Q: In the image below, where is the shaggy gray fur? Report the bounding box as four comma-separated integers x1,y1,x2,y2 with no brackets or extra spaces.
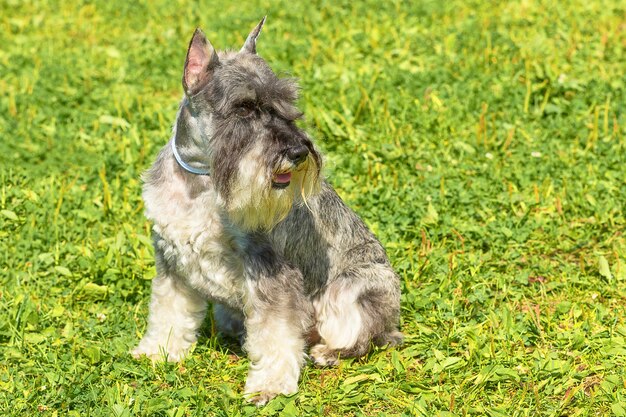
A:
132,19,402,405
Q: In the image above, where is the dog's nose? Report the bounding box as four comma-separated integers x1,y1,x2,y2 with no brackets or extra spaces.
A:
287,145,309,166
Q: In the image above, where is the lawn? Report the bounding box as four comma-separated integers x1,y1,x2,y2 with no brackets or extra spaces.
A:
1,0,625,415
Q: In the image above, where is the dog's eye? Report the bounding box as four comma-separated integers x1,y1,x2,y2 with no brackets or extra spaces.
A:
235,101,256,118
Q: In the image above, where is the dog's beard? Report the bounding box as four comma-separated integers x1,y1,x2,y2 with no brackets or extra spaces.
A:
225,145,321,231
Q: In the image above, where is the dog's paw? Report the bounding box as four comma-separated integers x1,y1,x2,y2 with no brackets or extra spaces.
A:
244,387,296,407
309,343,339,367
131,343,185,363
245,391,278,406
377,330,404,347
244,374,298,406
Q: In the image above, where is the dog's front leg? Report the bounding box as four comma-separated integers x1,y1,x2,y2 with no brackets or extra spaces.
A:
242,277,309,405
240,244,312,405
132,272,207,362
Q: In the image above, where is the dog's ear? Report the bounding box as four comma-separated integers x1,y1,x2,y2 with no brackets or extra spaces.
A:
240,16,266,54
183,28,219,96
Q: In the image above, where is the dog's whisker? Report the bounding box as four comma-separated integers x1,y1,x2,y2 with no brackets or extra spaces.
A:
299,161,314,215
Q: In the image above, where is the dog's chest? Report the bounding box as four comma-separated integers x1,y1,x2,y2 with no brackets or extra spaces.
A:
147,191,244,306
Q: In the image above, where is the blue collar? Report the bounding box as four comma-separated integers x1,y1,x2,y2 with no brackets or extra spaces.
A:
171,136,210,175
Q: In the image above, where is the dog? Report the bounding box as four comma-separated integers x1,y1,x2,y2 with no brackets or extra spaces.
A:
132,18,403,405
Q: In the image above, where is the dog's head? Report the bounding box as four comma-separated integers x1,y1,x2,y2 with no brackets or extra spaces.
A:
176,18,322,231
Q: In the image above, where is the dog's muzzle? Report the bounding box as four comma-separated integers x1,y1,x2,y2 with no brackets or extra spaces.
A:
272,145,310,189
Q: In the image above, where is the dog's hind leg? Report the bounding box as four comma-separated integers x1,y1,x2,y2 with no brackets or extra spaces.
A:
310,263,403,366
132,273,207,362
213,303,245,344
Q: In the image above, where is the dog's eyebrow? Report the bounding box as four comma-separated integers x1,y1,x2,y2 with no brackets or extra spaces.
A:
227,85,258,104
270,101,303,121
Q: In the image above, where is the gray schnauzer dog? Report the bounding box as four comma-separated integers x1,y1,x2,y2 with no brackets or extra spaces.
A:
132,18,402,405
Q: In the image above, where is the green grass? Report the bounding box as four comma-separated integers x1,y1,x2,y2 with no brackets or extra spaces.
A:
1,0,625,415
